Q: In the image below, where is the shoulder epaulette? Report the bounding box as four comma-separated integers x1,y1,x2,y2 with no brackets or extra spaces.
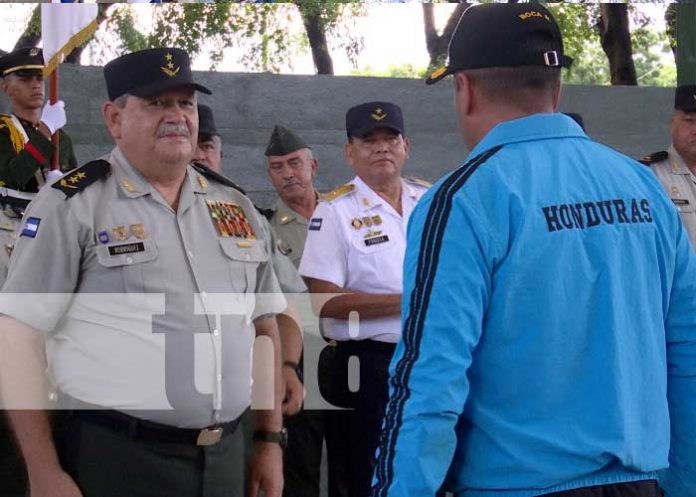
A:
192,162,247,195
638,151,668,166
406,176,432,188
52,159,110,198
320,183,355,203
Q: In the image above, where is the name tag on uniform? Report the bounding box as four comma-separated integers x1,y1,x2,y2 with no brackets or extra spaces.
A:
108,242,145,256
672,198,690,206
365,235,389,246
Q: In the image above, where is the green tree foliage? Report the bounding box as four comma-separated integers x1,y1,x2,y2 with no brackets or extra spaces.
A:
103,1,364,73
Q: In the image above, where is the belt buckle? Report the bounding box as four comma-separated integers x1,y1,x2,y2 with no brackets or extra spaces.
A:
196,426,223,446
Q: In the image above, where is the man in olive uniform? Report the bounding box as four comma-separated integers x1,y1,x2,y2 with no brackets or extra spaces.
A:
0,47,285,497
0,46,76,497
641,85,696,248
265,125,350,497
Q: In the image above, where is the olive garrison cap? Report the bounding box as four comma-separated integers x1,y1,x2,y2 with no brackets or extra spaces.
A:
345,101,404,138
265,125,310,157
197,104,218,137
426,3,573,85
0,47,44,77
103,47,211,101
675,85,696,112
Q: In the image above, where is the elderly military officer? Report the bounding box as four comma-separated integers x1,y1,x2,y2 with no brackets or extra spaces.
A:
641,85,696,248
265,125,350,497
0,47,77,281
299,102,429,497
0,48,286,497
373,4,695,497
193,103,224,173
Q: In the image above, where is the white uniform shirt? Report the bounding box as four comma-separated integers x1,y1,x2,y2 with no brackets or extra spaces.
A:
299,175,428,343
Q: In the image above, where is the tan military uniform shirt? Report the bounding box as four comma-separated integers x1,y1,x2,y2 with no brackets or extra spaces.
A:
649,145,696,248
0,147,284,428
268,197,310,269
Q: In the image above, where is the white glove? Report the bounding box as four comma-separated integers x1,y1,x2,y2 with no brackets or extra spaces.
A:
45,169,64,184
40,100,67,135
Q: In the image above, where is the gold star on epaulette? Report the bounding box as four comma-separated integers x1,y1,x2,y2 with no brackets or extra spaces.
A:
51,159,110,199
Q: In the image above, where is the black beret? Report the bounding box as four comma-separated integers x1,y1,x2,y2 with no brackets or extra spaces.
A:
103,47,211,101
675,85,696,112
345,101,404,139
426,3,573,85
198,104,218,137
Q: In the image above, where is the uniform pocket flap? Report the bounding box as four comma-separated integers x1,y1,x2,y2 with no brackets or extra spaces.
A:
219,238,268,263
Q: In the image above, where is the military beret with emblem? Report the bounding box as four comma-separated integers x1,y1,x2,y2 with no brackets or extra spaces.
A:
345,101,404,139
198,104,219,137
426,3,573,85
674,85,696,112
103,47,211,101
265,125,310,157
0,47,44,78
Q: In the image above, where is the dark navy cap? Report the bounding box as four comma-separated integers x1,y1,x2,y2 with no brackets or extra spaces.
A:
675,85,696,112
345,101,404,138
103,47,211,101
426,3,573,85
265,125,310,156
0,47,43,77
198,104,218,137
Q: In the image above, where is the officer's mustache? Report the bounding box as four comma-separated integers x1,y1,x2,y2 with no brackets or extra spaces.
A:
156,123,191,138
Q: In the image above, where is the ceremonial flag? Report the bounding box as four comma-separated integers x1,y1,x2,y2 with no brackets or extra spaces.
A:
41,2,99,75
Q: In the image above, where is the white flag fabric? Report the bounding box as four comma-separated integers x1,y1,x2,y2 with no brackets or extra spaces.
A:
41,3,99,75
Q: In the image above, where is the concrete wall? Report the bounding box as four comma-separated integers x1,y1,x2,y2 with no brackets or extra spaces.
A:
1,65,675,207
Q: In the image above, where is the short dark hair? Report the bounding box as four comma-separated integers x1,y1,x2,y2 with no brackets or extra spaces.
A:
461,66,560,111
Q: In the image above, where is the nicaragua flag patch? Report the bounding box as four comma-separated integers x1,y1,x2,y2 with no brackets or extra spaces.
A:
309,218,323,231
21,217,41,238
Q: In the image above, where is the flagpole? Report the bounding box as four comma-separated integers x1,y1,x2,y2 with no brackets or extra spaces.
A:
49,65,59,171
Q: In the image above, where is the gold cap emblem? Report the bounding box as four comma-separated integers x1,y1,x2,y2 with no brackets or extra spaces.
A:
161,53,180,78
371,108,387,122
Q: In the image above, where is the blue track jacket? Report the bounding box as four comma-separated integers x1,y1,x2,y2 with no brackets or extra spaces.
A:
372,113,696,497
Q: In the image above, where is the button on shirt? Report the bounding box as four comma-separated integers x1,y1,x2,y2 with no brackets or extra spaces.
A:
299,175,427,343
648,145,696,248
0,147,284,428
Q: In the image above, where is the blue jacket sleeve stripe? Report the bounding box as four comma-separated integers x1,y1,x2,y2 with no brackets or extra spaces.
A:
372,145,502,497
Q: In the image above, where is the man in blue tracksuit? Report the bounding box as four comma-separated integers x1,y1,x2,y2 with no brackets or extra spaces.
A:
372,4,696,497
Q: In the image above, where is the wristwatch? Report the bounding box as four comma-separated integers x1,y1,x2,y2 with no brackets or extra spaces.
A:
253,427,288,449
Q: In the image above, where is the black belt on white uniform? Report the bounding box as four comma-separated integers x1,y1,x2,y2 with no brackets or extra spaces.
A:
62,398,242,447
327,339,397,353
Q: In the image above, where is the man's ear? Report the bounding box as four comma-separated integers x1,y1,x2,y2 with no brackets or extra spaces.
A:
102,101,123,140
551,77,562,111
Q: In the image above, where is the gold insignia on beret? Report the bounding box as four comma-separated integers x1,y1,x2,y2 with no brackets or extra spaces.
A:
371,108,387,122
130,224,146,239
161,53,180,78
29,48,39,57
121,179,137,193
